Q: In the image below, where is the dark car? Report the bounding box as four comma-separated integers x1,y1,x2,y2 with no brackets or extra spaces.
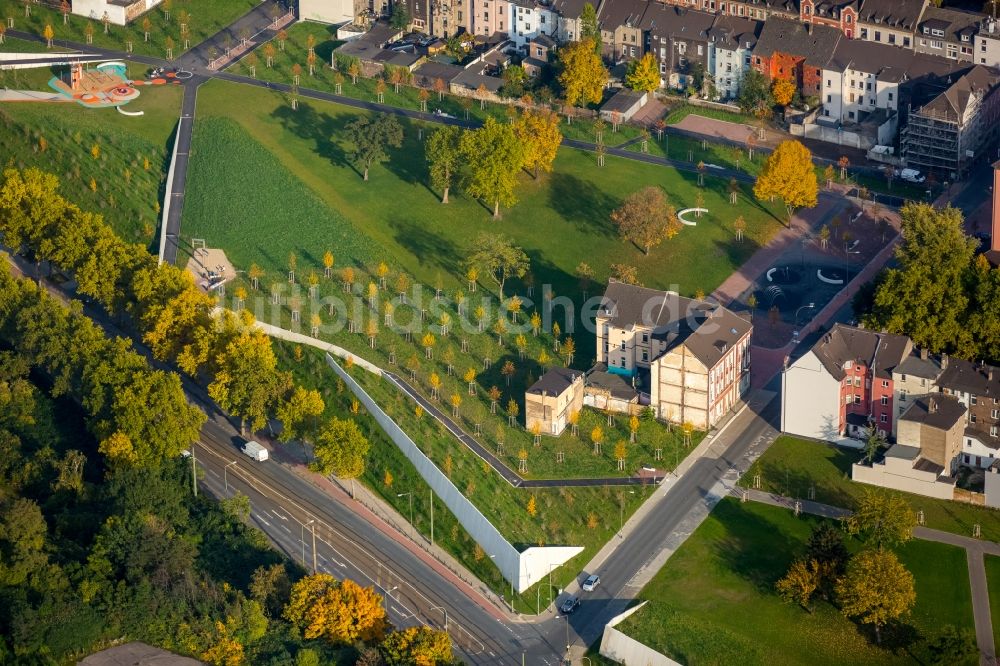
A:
559,596,580,614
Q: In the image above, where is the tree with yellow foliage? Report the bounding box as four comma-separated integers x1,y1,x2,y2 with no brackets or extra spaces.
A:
380,626,453,665
836,549,915,644
558,38,607,107
276,385,325,444
771,77,796,107
625,52,660,93
98,431,137,467
527,495,537,516
776,558,822,612
283,574,387,644
753,140,818,224
209,329,285,434
514,108,562,178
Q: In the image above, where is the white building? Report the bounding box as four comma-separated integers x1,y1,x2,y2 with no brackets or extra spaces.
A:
506,0,558,50
71,0,163,26
300,0,357,25
705,16,760,101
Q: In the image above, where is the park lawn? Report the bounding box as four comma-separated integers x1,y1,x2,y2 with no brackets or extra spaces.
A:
743,436,1000,541
1,34,61,52
664,103,756,127
0,84,181,244
185,78,786,301
615,498,976,665
0,0,258,59
986,555,1000,649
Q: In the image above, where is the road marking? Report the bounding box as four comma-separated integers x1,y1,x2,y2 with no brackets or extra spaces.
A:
271,509,288,520
281,524,291,534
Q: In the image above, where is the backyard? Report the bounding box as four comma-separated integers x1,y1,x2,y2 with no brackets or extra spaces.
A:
0,83,181,244
616,498,977,665
742,436,1000,541
0,0,259,59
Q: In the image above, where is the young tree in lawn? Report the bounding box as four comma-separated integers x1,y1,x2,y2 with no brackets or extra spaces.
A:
307,49,317,76
733,215,746,241
277,29,288,50
625,52,660,92
610,263,640,285
418,87,430,111
346,113,403,182
836,549,915,644
263,41,276,67
753,140,818,224
425,125,463,204
823,163,835,189
312,416,370,498
558,38,607,107
61,0,69,24
514,108,562,178
776,558,822,612
348,59,361,84
838,155,849,180
845,488,916,550
502,359,516,386
43,24,53,48
466,232,529,299
141,15,152,42
460,116,525,218
434,76,447,100
611,186,681,254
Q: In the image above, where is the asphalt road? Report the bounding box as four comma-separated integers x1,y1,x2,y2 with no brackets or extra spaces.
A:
160,77,202,266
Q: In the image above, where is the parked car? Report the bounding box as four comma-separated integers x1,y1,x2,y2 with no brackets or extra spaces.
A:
582,574,601,592
559,596,580,614
241,440,269,462
899,168,925,184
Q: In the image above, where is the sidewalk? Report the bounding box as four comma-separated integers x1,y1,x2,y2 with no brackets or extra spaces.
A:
740,487,999,665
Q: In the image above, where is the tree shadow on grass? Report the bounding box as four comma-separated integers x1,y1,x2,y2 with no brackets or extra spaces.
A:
270,101,358,178
386,217,462,277
547,172,618,239
712,498,808,593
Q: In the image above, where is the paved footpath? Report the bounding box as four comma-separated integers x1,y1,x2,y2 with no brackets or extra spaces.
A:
741,488,999,665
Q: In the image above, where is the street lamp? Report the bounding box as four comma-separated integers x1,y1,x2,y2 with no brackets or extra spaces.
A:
397,492,414,529
844,242,861,295
794,302,816,326
489,554,514,613
224,459,237,492
556,613,570,656
384,585,398,612
618,489,636,538
429,604,449,631
301,519,315,572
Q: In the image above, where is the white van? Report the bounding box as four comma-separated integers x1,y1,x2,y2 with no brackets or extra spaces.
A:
241,440,269,462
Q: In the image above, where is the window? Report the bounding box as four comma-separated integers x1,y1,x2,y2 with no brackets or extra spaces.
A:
984,42,989,52
931,28,944,37
619,341,625,350
888,91,894,101
845,14,851,23
620,356,625,366
904,36,910,47
875,30,881,42
881,413,888,423
826,94,832,102
900,390,907,401
697,44,703,55
854,395,861,405
881,396,888,405
968,439,974,448
845,395,853,405
889,34,896,45
962,34,970,42
861,28,868,39
882,380,889,388
931,40,943,49
642,351,648,362
641,333,648,343
853,376,861,387
993,425,999,437
827,79,832,88
973,395,979,405
972,413,978,424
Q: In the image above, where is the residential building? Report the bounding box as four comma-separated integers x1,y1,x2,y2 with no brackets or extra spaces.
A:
644,4,716,90
900,64,1000,178
507,0,558,49
799,0,859,38
552,0,592,42
938,357,1000,469
855,0,926,48
598,0,648,64
890,347,943,434
595,280,752,430
659,0,797,22
71,0,164,25
914,6,979,62
429,0,467,38
525,367,585,436
781,324,911,441
852,394,964,500
472,0,510,36
753,17,843,99
976,18,1000,67
706,15,762,100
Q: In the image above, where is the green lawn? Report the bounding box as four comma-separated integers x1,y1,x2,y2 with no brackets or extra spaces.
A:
743,436,1000,541
0,84,181,244
664,103,756,127
987,554,1000,651
1,34,61,52
0,0,258,59
0,58,150,92
616,498,976,665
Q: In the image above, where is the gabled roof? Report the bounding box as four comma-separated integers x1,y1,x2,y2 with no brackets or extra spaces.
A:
857,0,926,30
899,393,966,431
707,15,764,50
754,16,843,68
938,356,1000,398
598,0,649,32
642,5,716,40
918,6,981,42
597,280,752,369
527,367,583,397
895,350,944,380
828,38,917,81
917,65,1000,120
552,0,596,20
807,323,911,381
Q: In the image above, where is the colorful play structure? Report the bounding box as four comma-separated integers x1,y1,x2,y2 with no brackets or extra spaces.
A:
48,61,141,107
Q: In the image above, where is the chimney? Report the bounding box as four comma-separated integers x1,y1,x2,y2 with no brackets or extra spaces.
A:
941,353,949,369
929,397,937,413
920,347,928,360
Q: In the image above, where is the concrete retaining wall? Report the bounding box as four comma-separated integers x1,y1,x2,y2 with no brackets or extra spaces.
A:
324,352,581,592
599,602,679,665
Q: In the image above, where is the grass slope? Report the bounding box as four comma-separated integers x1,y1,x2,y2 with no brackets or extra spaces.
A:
0,85,182,243
617,498,976,665
744,436,1000,540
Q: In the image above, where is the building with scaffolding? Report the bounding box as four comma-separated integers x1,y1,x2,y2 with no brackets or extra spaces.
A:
900,65,1000,179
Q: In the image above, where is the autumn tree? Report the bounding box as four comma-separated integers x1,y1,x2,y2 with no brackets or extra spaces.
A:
514,108,562,178
346,113,404,181
558,38,607,107
844,489,916,550
284,574,387,644
836,549,916,644
771,77,796,107
276,385,325,445
625,52,660,92
312,417,370,496
776,558,822,612
465,232,529,299
753,140,818,223
380,626,453,665
611,186,681,254
426,125,463,204
209,329,285,434
460,116,525,218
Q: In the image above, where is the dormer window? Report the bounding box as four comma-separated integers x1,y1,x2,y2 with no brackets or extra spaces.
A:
962,34,970,42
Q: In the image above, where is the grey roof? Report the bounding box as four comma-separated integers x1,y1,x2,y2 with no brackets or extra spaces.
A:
707,15,763,50
413,61,465,85
452,69,504,92
598,0,649,32
938,357,1000,398
372,50,422,68
808,323,911,381
886,443,921,460
918,6,981,42
643,5,717,40
585,365,640,401
857,0,927,30
828,38,917,81
597,280,752,370
532,33,558,48
754,16,843,68
966,426,1000,450
80,642,202,666
918,65,1000,119
601,87,646,112
899,393,966,430
527,367,583,397
522,56,548,70
895,351,944,380
552,0,595,20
